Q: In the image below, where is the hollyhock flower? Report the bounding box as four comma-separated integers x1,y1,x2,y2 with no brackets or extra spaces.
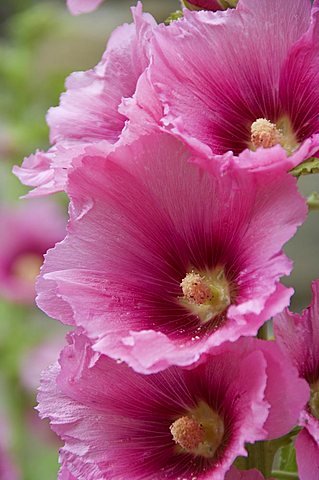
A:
13,3,156,197
37,332,308,480
148,0,319,172
274,280,319,480
67,0,104,15
36,132,306,373
0,200,65,304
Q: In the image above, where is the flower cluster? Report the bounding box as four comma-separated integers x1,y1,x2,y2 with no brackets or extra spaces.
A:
14,0,319,479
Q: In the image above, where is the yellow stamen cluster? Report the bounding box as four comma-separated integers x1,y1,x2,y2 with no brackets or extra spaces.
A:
181,272,212,305
170,416,205,452
180,267,231,324
170,401,224,458
250,118,283,149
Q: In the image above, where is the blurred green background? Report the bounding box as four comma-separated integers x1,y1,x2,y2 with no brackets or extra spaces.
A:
0,1,317,479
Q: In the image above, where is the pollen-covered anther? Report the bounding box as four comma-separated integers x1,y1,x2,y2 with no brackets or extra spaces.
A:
181,272,212,305
170,402,224,458
180,267,232,324
251,118,283,149
170,416,205,452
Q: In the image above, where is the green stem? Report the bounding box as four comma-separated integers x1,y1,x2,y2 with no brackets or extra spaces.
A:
257,321,269,341
271,471,299,479
246,442,272,476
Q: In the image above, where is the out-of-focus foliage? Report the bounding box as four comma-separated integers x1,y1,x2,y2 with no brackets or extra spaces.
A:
0,2,111,479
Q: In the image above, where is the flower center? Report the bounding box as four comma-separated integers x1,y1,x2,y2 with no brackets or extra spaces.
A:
170,401,224,458
310,381,319,420
250,118,282,149
250,117,298,154
11,253,42,283
180,266,231,324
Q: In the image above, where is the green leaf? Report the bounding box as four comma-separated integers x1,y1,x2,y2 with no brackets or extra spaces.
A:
165,10,183,25
290,157,319,177
279,442,298,473
271,472,299,479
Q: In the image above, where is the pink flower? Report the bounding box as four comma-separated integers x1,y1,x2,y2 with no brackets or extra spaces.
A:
58,463,77,480
0,200,66,304
67,0,104,15
13,3,156,197
295,429,319,480
148,0,319,172
36,132,306,373
274,280,319,480
37,332,308,480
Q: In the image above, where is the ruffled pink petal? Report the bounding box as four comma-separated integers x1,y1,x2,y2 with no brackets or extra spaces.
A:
38,333,273,480
274,280,319,386
119,69,164,144
14,3,156,197
254,340,309,439
59,451,105,480
212,338,309,440
295,429,319,480
67,0,104,15
274,281,319,441
36,132,306,372
12,150,56,198
59,465,76,480
48,5,155,145
280,5,319,143
12,145,84,198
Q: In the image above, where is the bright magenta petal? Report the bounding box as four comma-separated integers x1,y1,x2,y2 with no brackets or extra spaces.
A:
38,333,272,479
36,132,306,372
296,429,319,480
